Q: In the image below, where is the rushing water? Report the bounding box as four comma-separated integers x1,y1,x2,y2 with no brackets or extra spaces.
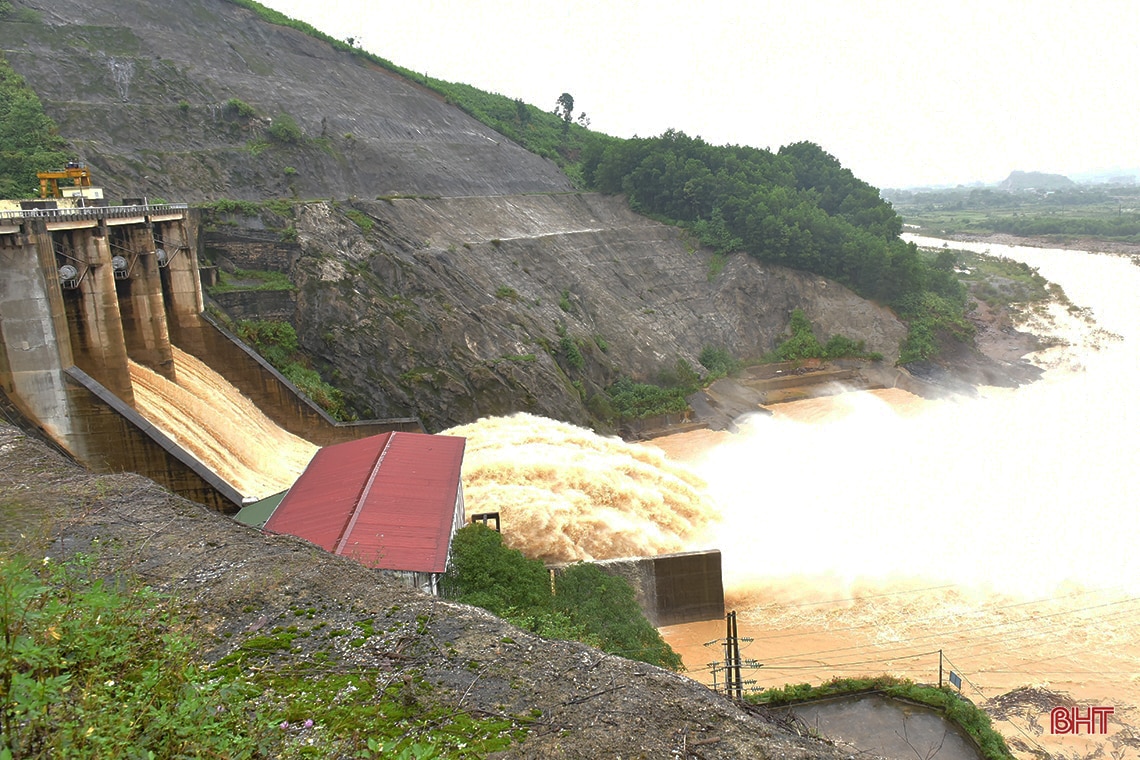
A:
452,236,1140,596
441,414,716,563
678,236,1140,598
129,347,318,500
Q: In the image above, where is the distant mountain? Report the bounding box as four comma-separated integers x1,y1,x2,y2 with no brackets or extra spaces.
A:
1069,168,1139,185
998,171,1076,192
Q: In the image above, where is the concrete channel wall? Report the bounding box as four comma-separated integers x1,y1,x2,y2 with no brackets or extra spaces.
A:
586,550,725,627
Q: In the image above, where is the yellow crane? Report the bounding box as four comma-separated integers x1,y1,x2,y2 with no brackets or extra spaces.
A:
37,161,93,198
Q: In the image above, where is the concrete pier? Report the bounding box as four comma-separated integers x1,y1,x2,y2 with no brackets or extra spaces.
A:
1,200,423,511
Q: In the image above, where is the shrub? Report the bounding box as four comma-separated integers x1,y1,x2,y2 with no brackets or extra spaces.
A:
224,97,256,118
559,335,584,370
773,309,877,361
553,564,683,670
495,285,519,301
442,526,682,670
606,376,690,420
267,112,303,143
775,309,825,361
233,319,350,420
698,346,738,376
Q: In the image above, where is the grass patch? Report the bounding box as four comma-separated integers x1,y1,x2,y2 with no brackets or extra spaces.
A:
752,675,1014,760
206,267,294,294
232,319,350,420
344,208,373,233
0,552,528,758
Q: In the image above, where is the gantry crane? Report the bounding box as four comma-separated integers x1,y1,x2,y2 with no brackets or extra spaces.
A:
37,161,93,198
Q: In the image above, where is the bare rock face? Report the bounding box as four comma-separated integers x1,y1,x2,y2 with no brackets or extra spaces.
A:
6,0,572,201
288,195,906,430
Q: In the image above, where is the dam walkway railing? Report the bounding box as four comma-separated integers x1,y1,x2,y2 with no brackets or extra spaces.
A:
0,203,189,222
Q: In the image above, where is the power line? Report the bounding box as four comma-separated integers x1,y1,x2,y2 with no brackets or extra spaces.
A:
941,652,1047,756
735,582,959,610
751,584,1135,644
758,595,1140,664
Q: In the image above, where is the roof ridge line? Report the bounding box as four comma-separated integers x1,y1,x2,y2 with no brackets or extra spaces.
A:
334,432,398,556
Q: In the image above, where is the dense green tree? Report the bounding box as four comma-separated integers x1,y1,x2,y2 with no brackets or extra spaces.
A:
0,53,71,198
555,92,574,124
553,563,683,670
440,524,551,616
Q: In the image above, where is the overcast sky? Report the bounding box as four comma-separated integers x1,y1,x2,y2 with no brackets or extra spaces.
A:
258,0,1139,189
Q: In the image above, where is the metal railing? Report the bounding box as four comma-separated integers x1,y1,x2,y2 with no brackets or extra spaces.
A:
0,203,189,223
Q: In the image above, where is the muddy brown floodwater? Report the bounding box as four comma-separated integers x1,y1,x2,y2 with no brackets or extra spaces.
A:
649,389,1140,760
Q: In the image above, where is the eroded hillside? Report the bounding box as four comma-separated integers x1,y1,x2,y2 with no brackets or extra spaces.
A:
2,0,571,200
282,194,905,429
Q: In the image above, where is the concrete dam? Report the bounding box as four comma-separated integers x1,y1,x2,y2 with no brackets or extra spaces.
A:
0,198,418,511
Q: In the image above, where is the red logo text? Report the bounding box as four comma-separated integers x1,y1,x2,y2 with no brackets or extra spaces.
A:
1050,706,1113,734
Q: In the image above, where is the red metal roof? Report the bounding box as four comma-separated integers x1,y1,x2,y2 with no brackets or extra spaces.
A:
263,432,466,574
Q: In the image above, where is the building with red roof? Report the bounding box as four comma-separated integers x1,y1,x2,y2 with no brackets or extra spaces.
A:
263,431,466,594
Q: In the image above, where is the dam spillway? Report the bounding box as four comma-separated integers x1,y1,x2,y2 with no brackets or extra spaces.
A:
0,200,419,510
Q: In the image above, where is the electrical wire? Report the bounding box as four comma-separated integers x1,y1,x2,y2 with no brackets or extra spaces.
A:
757,595,1140,664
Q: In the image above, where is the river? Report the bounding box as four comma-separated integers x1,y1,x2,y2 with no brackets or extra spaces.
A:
648,235,1140,760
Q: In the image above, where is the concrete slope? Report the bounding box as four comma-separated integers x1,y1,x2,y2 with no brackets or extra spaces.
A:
4,0,572,200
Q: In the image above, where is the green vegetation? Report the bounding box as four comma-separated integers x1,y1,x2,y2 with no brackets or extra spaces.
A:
1,553,251,757
753,676,1014,760
0,52,71,198
200,197,264,216
771,309,882,362
558,334,584,370
887,183,1140,243
206,266,294,294
267,111,303,144
344,208,374,233
441,524,682,670
604,359,703,421
953,246,1070,312
584,133,977,362
1,552,526,758
224,96,257,118
233,319,351,420
494,285,520,301
698,346,738,377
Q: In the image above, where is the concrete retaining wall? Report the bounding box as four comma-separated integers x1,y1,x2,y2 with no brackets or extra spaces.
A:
589,550,725,627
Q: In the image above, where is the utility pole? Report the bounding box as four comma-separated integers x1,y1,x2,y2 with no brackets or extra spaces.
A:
705,611,760,700
939,649,943,689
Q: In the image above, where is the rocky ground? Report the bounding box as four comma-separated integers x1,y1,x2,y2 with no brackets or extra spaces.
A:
0,420,859,759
